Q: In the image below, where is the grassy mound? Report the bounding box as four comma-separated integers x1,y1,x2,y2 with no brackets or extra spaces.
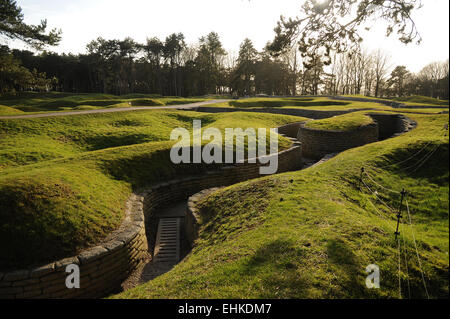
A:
0,166,128,269
0,110,304,270
0,92,207,115
392,95,449,106
229,98,350,108
206,97,395,112
114,112,448,299
0,105,24,115
304,112,374,131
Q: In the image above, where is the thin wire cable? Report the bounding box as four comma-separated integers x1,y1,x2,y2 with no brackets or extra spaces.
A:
409,144,440,173
400,222,411,299
405,198,430,299
362,178,403,297
399,143,440,173
402,143,440,172
362,179,396,212
376,140,433,169
364,195,396,232
397,237,402,299
364,171,401,194
362,184,396,232
374,126,446,171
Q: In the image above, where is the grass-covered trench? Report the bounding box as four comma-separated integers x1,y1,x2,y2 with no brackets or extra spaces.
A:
0,92,208,116
202,95,449,114
114,112,449,299
0,108,304,270
304,112,375,131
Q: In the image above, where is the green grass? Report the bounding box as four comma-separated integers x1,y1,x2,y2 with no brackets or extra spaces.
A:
304,112,374,131
390,108,448,114
204,97,397,112
392,95,449,107
114,112,448,299
0,92,208,115
207,97,352,108
206,97,448,115
0,105,24,116
343,94,449,107
228,97,351,108
0,108,304,270
1,94,448,298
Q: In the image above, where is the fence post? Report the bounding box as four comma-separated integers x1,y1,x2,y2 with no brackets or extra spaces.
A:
394,188,407,240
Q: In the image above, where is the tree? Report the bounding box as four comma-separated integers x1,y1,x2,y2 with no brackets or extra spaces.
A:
388,65,409,96
232,38,258,96
418,61,449,98
0,0,61,49
164,33,186,96
300,53,324,95
280,44,301,95
0,45,50,93
268,0,422,65
143,37,165,94
195,32,226,95
373,49,390,97
86,37,119,93
118,37,139,94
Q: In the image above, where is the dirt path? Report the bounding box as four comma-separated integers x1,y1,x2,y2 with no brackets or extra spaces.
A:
0,99,229,120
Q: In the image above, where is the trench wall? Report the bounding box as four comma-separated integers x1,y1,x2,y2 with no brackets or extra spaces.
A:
0,194,148,299
297,113,416,159
297,123,379,160
367,113,416,140
0,134,302,299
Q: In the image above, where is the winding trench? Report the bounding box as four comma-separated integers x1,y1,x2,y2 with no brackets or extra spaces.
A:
118,112,416,294
0,101,417,299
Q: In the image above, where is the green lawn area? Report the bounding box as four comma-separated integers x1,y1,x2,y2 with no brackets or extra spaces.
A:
392,95,449,107
228,97,352,108
391,108,448,114
0,92,208,116
343,94,449,108
203,97,398,112
304,112,374,131
114,112,448,299
0,108,303,270
206,96,449,113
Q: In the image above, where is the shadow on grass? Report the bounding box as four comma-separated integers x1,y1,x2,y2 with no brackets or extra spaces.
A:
235,238,376,298
325,239,374,298
82,133,156,151
237,239,310,298
229,100,350,108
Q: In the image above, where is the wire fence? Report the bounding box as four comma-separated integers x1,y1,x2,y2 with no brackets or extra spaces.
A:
357,125,448,298
405,198,430,299
358,140,444,298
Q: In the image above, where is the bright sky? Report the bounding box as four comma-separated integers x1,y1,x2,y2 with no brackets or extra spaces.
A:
8,0,450,73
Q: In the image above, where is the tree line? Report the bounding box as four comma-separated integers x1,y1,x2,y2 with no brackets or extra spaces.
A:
1,0,448,99
326,49,449,99
1,32,302,97
1,33,448,100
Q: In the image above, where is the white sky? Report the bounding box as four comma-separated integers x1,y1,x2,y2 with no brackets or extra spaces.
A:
7,0,450,73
